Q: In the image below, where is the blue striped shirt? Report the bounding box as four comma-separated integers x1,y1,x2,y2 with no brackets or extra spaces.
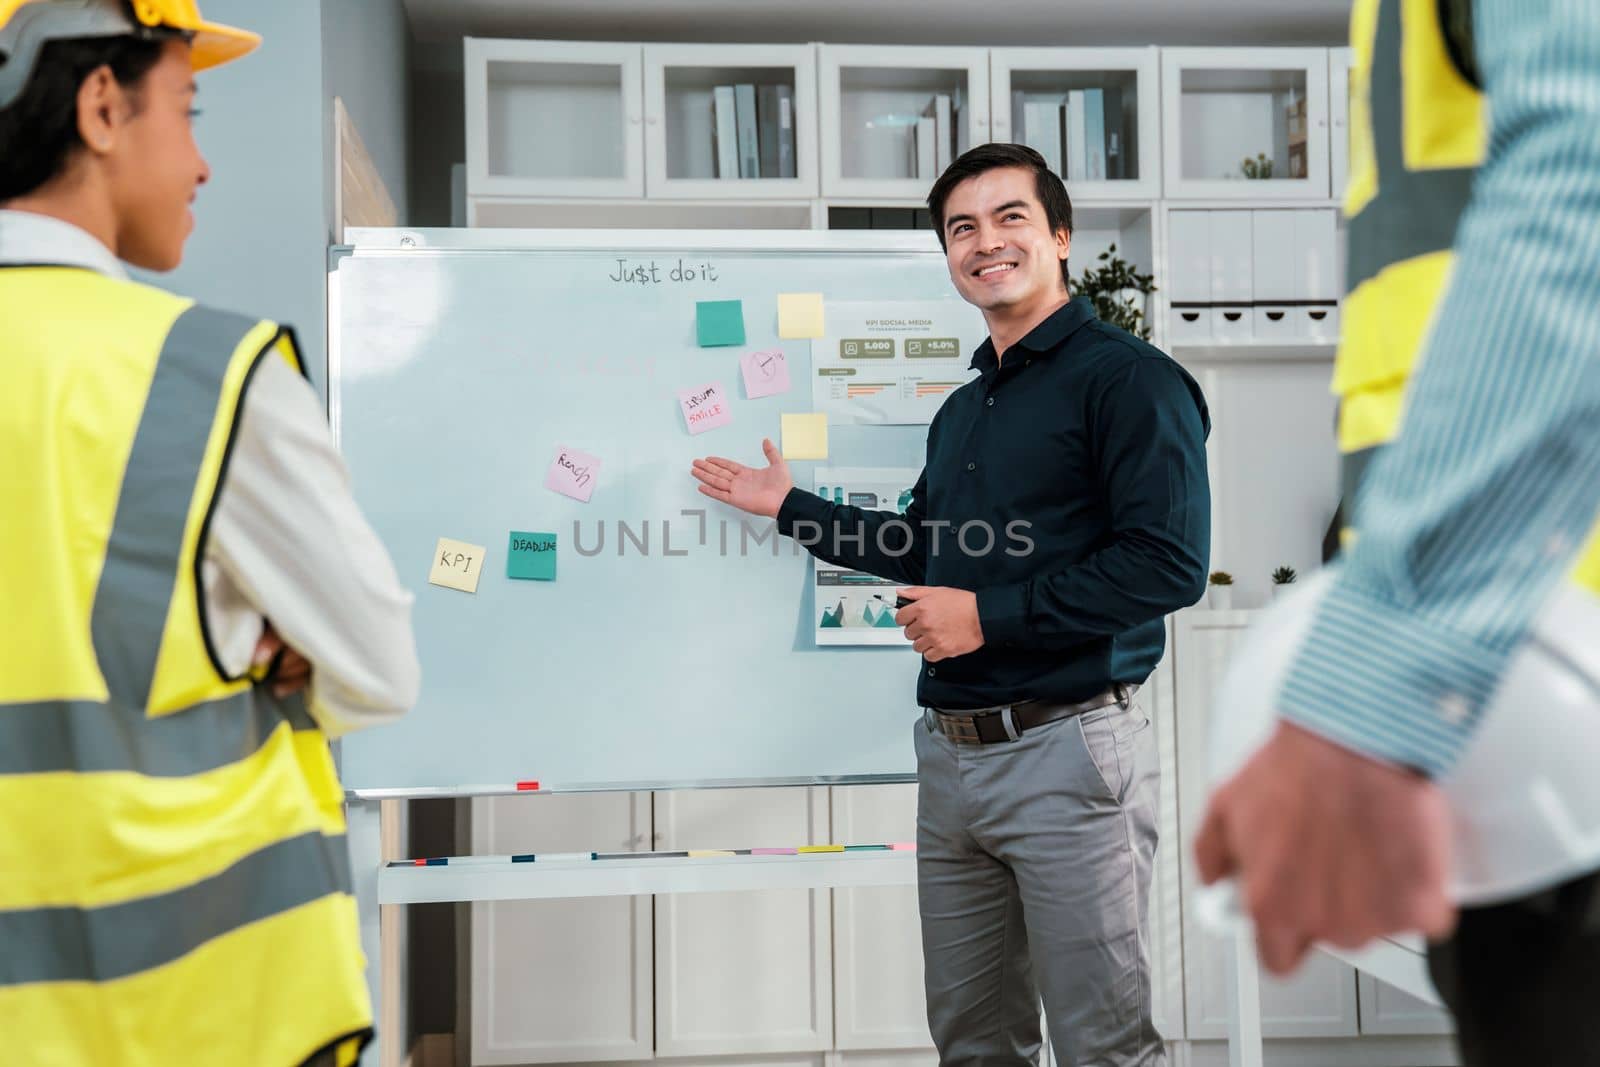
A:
1278,0,1600,777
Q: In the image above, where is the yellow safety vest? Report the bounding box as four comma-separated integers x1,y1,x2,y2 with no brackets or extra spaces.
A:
1338,0,1600,590
0,265,371,1067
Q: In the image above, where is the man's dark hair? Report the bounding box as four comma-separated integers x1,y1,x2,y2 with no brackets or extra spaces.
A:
926,143,1075,291
0,35,166,202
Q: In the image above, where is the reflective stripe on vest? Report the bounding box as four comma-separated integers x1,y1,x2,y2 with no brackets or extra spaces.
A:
0,269,372,1066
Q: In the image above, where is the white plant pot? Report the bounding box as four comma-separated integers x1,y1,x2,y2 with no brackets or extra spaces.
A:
1272,582,1296,600
1209,585,1233,610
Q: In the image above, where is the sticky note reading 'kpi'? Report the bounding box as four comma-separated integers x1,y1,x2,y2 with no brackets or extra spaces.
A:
545,446,602,503
507,531,557,581
777,292,825,339
677,382,733,434
740,349,791,399
781,412,829,460
428,538,486,594
696,300,746,347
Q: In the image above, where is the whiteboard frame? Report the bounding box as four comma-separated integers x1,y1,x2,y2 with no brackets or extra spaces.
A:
328,228,957,800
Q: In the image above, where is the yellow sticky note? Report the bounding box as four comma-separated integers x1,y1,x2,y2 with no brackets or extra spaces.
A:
781,412,829,460
798,844,845,854
777,292,825,339
428,537,486,593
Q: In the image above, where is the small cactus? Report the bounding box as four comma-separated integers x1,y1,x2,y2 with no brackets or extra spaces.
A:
1208,570,1234,586
1271,566,1298,585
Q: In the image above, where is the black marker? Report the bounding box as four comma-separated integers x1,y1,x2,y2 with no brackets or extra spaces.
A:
874,594,915,610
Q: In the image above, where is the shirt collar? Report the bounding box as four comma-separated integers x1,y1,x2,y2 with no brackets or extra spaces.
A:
0,210,129,280
969,296,1094,372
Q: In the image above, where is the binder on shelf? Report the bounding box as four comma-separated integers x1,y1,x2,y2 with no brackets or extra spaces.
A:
735,82,760,178
1083,87,1106,181
775,83,796,178
953,85,970,156
1022,98,1063,176
756,84,783,179
923,93,953,174
915,114,937,179
1103,85,1125,180
1064,90,1088,182
712,84,737,179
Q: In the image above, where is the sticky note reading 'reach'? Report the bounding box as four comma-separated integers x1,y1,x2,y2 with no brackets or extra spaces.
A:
429,538,486,593
781,412,829,460
777,292,825,339
507,531,557,581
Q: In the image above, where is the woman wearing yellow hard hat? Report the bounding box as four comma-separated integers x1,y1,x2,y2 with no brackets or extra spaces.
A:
0,3,422,1065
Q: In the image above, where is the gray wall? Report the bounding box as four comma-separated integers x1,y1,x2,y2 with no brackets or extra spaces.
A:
324,0,413,227
408,40,464,227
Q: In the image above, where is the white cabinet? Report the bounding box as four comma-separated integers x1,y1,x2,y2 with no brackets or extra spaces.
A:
465,38,645,199
1146,627,1188,1041
466,793,652,1064
831,784,932,1052
1172,610,1361,1039
642,43,818,199
1358,973,1456,1037
1166,209,1253,344
1329,47,1353,203
1252,209,1339,342
1162,48,1331,200
988,47,1162,200
654,787,834,1057
819,45,991,200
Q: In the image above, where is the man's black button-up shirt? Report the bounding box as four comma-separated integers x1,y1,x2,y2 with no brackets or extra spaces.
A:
777,297,1211,710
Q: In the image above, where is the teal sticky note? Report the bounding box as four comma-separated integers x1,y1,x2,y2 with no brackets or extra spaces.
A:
507,531,557,581
696,300,746,347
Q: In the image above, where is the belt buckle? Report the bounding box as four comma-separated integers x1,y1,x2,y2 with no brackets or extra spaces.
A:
941,711,984,745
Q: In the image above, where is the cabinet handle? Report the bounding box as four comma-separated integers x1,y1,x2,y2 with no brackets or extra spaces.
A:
1223,311,1243,322
1266,310,1285,322
646,115,659,126
629,115,642,125
1309,310,1329,321
976,117,988,127
1181,312,1201,323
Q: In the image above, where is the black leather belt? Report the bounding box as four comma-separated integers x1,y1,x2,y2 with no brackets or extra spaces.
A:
923,684,1139,745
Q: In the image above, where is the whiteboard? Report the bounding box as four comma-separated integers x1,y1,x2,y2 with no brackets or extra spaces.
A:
329,229,986,794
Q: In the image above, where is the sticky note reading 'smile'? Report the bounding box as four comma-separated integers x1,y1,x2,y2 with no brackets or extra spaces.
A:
781,412,829,460
545,446,602,503
507,531,557,581
428,537,486,593
740,349,791,399
777,292,825,339
696,300,746,347
678,382,732,434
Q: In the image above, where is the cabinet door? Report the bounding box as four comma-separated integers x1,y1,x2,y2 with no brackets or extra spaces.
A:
1172,611,1361,1038
831,783,932,1051
465,38,645,199
1330,46,1353,202
1358,972,1456,1036
1145,626,1188,1041
1162,48,1331,200
467,793,652,1064
654,787,833,1057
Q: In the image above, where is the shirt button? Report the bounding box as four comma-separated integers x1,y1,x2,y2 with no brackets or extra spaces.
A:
927,667,937,677
967,462,976,471
986,397,995,407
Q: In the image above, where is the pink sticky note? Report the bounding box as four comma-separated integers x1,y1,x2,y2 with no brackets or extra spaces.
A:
740,349,792,399
751,848,798,856
544,445,602,503
889,842,917,852
677,382,733,435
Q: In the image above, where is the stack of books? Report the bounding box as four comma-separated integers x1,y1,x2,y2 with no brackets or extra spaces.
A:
908,89,969,180
710,83,798,179
1011,86,1129,183
1285,89,1307,179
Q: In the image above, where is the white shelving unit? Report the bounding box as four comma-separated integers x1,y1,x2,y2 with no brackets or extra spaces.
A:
643,43,819,199
818,45,992,201
989,46,1162,200
1329,46,1353,203
465,39,645,199
1162,47,1330,200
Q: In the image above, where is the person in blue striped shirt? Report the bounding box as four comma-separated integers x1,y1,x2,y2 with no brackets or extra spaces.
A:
1196,1,1600,1062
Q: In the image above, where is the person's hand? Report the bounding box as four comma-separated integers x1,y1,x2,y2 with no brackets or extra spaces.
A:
252,625,312,699
1194,721,1457,975
895,586,984,662
690,438,794,518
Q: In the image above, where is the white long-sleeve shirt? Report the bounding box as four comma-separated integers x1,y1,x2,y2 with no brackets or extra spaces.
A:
0,210,419,737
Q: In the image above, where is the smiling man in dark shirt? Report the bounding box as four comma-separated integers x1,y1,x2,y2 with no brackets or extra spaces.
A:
692,143,1209,1065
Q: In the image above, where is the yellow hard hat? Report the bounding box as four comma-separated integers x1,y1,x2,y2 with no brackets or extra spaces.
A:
0,0,259,108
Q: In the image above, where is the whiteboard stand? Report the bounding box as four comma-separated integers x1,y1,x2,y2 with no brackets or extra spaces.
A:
1221,928,1444,1065
348,793,919,1067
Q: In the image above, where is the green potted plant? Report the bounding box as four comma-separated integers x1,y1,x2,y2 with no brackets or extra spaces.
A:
1075,244,1157,340
1207,570,1234,610
1270,565,1298,599
1241,152,1274,179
